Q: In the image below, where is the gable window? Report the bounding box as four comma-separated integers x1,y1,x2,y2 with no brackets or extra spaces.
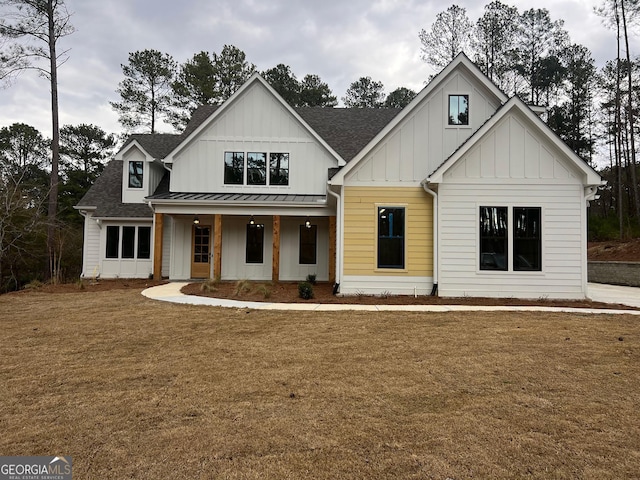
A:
270,153,289,185
246,223,264,263
224,152,244,184
377,207,405,269
514,207,541,271
128,161,144,188
448,94,469,126
106,226,119,259
247,152,267,185
479,206,542,271
480,207,508,270
299,224,317,264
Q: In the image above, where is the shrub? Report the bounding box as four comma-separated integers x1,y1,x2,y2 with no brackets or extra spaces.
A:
257,284,271,299
23,280,44,290
200,278,218,293
298,281,314,300
234,279,251,296
306,273,317,285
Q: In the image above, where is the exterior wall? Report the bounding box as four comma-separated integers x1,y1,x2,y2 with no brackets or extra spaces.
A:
220,215,272,281
99,220,153,279
161,215,172,278
279,216,330,282
170,216,195,280
340,186,433,295
81,212,101,278
438,183,585,299
170,82,337,195
121,147,148,204
347,68,500,184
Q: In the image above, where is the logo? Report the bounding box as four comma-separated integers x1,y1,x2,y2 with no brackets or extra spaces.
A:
0,456,72,480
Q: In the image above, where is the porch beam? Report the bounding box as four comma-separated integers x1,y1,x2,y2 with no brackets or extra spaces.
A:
153,213,164,280
329,216,336,284
272,215,280,282
214,214,222,280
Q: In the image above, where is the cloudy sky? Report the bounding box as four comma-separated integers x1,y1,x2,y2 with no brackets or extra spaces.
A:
0,0,635,138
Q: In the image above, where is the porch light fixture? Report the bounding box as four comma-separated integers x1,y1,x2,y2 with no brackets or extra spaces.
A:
305,217,312,229
249,215,255,225
193,216,200,225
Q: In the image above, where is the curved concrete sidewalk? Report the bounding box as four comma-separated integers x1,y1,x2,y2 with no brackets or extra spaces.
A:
142,282,640,315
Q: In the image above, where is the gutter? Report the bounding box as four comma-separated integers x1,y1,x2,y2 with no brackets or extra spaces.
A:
327,186,342,292
421,180,438,296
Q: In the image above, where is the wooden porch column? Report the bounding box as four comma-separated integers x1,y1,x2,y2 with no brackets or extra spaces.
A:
213,214,222,280
329,216,336,284
153,213,164,280
272,215,281,282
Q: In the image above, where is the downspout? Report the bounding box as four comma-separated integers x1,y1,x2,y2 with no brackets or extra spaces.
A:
327,186,342,293
421,180,438,296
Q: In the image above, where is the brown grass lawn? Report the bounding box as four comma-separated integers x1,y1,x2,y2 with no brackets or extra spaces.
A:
1,288,639,479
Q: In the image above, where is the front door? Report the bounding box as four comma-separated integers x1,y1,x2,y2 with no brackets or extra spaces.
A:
191,225,211,278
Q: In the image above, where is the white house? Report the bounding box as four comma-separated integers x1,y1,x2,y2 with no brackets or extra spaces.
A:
76,53,603,299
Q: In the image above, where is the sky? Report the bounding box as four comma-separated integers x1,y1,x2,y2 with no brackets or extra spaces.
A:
0,0,636,139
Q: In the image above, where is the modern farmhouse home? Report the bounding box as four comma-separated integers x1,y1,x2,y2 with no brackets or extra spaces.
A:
76,54,604,299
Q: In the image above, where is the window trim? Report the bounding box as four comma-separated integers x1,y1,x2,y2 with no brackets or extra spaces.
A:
447,93,470,127
224,150,290,187
299,224,317,265
104,225,153,261
128,161,144,189
246,223,265,264
375,204,407,271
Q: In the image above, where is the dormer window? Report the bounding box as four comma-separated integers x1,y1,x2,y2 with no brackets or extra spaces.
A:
128,161,144,188
448,94,469,126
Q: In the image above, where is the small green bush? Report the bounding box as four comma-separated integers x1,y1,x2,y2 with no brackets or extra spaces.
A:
306,273,317,285
298,281,314,300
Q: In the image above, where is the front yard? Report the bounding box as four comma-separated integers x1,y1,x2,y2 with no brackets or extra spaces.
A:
1,287,638,479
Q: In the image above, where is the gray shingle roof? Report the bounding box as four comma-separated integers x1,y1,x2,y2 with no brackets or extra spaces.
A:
76,160,153,218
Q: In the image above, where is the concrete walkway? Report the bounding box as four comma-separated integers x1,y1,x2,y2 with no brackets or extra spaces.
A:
142,282,640,315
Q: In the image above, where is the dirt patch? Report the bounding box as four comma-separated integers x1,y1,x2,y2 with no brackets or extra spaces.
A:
588,238,640,262
180,280,636,310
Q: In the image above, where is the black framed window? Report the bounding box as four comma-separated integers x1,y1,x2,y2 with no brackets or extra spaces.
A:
480,207,508,270
247,152,267,185
270,153,289,185
224,152,244,184
138,226,151,259
246,224,264,263
448,94,469,125
106,226,119,259
514,207,541,271
377,207,405,269
122,226,135,259
299,224,317,264
128,161,144,188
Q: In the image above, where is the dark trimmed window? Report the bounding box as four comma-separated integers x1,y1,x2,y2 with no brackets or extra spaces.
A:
106,226,119,258
480,207,508,270
246,224,264,263
247,152,267,185
377,207,405,269
448,94,469,125
122,226,135,259
299,225,317,264
514,207,541,271
270,153,289,185
224,152,244,185
128,161,144,188
138,226,151,259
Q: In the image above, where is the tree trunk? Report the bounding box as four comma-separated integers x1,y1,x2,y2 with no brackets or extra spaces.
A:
47,0,60,282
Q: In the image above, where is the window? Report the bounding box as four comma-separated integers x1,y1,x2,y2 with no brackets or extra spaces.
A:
246,223,264,263
138,227,151,259
514,208,541,271
270,153,289,185
106,226,119,259
247,152,267,185
479,206,542,272
377,207,405,269
105,226,152,260
480,207,508,270
299,224,317,264
122,226,136,259
224,151,289,186
448,94,469,126
128,161,144,188
224,152,244,185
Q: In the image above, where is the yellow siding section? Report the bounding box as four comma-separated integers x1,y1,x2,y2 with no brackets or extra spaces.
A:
343,186,433,276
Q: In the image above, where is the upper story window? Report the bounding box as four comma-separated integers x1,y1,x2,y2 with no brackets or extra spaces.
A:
448,94,469,126
128,161,144,188
224,151,289,186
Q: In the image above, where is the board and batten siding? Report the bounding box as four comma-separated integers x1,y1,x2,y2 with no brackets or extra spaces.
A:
347,69,500,184
81,213,101,278
170,82,337,196
436,110,589,299
340,186,433,295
